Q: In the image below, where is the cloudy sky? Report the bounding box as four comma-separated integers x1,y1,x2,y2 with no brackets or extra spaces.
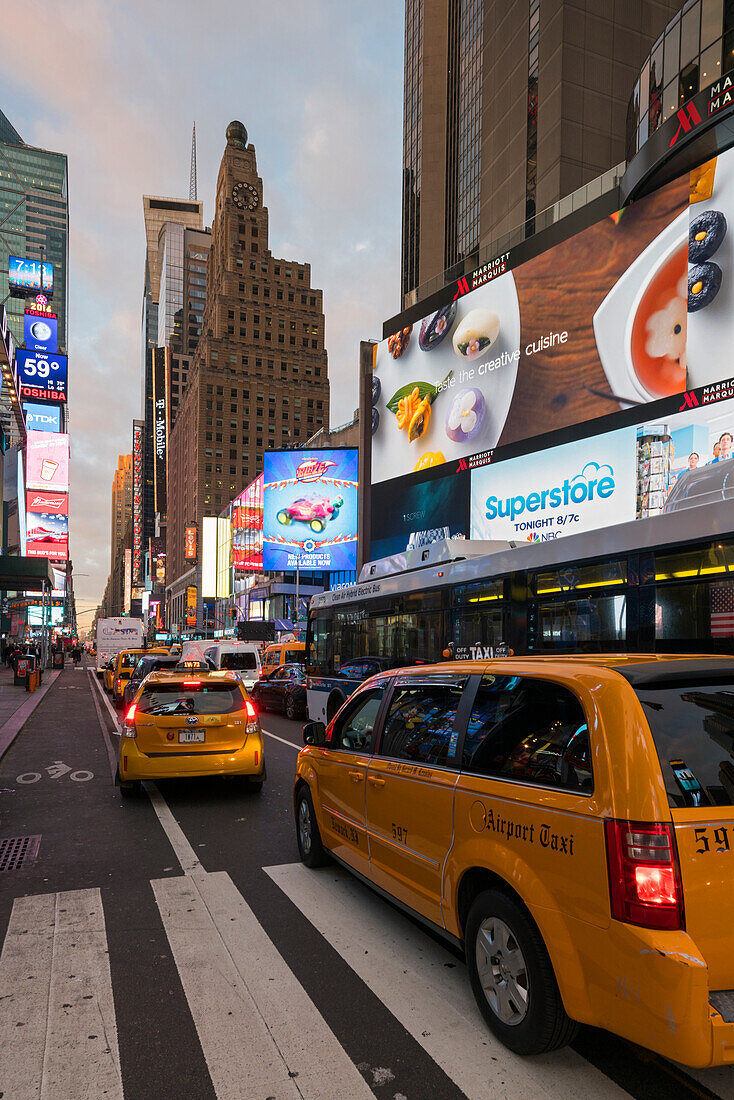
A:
1,0,404,623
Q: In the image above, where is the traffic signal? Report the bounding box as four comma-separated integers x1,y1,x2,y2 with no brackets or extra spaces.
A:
229,608,237,620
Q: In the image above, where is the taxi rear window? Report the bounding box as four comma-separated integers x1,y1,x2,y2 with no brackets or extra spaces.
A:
632,681,734,807
120,653,138,669
138,683,245,716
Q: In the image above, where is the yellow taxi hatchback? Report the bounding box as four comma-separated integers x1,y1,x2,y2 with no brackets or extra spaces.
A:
118,668,264,796
112,647,170,706
294,655,734,1068
261,641,305,677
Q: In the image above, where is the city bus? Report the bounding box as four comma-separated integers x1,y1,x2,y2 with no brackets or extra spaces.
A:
305,504,734,724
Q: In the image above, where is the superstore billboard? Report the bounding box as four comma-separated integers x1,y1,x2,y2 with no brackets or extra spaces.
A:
233,474,263,572
263,449,358,572
372,147,734,486
25,431,69,492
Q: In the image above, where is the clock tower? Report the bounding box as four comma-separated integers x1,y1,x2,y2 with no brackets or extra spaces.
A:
166,121,330,592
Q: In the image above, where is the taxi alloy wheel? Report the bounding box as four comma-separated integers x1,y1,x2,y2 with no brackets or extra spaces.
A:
465,889,578,1055
475,917,529,1026
296,787,329,868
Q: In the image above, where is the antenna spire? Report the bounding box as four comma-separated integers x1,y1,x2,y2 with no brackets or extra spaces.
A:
189,122,198,202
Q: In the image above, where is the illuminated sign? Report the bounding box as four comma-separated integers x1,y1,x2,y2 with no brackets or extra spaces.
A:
263,449,358,572
150,536,166,586
186,585,198,628
23,403,61,433
201,517,231,599
185,525,197,560
132,420,143,587
233,474,263,572
26,511,68,561
15,350,67,403
26,490,67,515
8,256,53,295
23,312,57,353
124,549,132,614
152,347,167,518
25,431,69,492
27,605,64,627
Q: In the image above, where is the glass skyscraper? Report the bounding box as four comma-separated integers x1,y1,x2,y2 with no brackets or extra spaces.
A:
0,124,68,350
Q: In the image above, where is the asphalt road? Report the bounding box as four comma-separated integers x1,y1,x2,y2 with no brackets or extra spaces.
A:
0,662,731,1099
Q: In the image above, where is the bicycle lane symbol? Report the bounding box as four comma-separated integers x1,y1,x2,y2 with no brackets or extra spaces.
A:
16,760,94,784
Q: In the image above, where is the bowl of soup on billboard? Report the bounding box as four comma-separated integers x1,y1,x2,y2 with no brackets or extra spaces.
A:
627,237,688,400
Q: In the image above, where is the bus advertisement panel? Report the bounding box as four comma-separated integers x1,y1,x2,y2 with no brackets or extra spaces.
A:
371,146,734,487
263,449,358,572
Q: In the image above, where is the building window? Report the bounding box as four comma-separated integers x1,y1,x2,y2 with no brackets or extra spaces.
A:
525,0,539,234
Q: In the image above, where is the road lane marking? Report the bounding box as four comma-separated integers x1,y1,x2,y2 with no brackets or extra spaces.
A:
262,728,301,750
152,871,373,1100
264,862,625,1100
87,669,118,780
0,889,122,1100
145,780,203,877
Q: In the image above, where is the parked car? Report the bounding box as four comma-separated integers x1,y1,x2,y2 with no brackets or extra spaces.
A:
251,664,307,719
294,654,734,1068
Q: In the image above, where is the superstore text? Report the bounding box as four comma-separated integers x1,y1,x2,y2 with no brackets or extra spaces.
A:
485,469,615,523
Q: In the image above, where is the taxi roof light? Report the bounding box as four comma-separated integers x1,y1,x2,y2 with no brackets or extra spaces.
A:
605,819,684,931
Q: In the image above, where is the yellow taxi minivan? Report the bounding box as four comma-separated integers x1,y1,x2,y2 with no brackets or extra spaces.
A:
294,655,734,1067
111,646,169,706
261,640,305,678
118,667,264,796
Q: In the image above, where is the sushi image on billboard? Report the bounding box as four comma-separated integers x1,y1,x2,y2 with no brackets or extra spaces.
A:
263,449,358,572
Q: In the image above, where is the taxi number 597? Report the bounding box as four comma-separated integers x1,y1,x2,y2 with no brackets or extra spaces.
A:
392,823,408,845
694,825,731,853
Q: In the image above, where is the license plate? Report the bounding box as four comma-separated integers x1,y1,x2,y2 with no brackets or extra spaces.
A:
178,729,205,743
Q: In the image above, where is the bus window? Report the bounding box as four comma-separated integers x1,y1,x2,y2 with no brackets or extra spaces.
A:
532,595,626,652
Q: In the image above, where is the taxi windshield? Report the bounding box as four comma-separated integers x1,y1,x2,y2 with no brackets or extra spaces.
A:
138,682,245,716
633,681,734,807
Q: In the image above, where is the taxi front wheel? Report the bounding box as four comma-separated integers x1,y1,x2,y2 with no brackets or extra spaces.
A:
296,787,329,868
465,889,578,1056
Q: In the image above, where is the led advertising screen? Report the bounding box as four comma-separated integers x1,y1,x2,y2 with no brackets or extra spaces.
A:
25,431,69,492
26,490,67,516
152,347,167,518
15,349,67,403
23,311,58,353
25,511,68,561
263,449,358,571
470,394,734,545
23,403,61,433
8,256,53,295
370,466,469,560
132,421,143,587
233,474,263,572
27,605,64,627
372,147,734,486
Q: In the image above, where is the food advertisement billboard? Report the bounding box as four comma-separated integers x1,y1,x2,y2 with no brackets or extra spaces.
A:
25,511,69,561
263,449,358,572
233,474,263,572
470,394,734,545
372,148,734,486
23,403,61,433
25,431,69,492
15,350,67,404
8,257,53,295
23,311,57,353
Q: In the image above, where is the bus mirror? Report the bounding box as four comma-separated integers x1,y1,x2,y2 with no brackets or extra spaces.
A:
303,721,326,747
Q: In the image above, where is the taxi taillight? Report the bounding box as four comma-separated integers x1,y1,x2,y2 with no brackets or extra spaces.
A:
125,703,137,726
245,700,257,720
604,820,684,931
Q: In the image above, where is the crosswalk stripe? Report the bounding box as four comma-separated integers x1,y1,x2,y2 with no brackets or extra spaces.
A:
265,862,627,1100
152,869,373,1100
0,888,122,1100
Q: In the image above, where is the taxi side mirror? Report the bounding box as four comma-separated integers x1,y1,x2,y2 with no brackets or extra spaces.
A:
303,721,326,747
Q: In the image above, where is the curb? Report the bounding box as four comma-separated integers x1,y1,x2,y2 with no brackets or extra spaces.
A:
0,670,62,762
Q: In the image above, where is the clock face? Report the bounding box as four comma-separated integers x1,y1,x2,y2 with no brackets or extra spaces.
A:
232,181,259,211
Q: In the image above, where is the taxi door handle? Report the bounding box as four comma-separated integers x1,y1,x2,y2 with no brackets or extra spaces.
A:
348,770,363,783
368,776,385,787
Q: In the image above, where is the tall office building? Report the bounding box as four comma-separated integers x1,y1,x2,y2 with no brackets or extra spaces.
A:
401,0,682,304
140,196,204,548
0,115,68,349
168,226,211,431
166,121,330,626
110,453,132,574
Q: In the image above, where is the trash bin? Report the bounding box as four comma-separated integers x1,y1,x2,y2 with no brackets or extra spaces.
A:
53,651,64,670
14,655,31,686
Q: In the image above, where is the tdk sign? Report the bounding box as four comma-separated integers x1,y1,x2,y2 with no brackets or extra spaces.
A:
485,464,616,522
23,403,61,434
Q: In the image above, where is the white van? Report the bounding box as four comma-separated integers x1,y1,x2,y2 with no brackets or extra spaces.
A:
202,641,261,692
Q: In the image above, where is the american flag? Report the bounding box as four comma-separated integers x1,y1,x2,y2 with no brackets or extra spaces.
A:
711,582,734,637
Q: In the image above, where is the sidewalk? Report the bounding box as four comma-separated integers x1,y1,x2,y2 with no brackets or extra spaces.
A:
0,663,61,760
